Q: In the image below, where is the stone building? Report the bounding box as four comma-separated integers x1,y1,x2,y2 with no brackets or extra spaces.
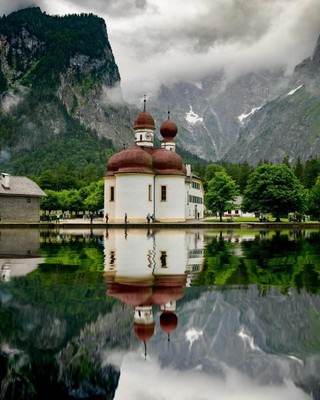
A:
0,173,46,222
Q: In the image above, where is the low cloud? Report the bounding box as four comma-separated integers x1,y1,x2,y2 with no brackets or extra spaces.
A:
108,0,320,101
0,0,319,103
114,351,311,400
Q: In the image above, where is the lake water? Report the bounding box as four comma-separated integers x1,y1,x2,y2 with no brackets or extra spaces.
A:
0,227,320,400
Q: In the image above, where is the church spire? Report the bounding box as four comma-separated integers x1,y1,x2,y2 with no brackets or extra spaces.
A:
143,94,147,111
133,95,155,148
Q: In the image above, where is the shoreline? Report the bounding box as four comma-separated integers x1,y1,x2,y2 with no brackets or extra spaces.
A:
1,220,320,230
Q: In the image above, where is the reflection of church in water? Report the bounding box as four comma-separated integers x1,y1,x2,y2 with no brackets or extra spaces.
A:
104,229,204,354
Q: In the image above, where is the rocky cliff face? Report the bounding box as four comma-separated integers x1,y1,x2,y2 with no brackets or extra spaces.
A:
223,34,320,165
1,7,319,170
148,70,287,162
147,33,320,165
0,7,132,173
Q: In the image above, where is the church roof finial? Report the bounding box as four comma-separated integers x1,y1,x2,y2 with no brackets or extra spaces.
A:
143,95,146,111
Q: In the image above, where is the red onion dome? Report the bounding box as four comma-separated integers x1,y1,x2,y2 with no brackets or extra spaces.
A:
106,282,153,307
152,286,185,305
160,118,177,139
107,146,153,175
134,323,155,342
160,312,178,334
152,148,186,176
133,110,155,130
106,151,123,176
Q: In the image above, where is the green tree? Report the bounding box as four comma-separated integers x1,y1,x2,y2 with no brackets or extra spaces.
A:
40,190,59,214
59,189,83,215
84,180,104,212
294,156,304,182
303,158,320,189
204,171,239,221
38,170,58,190
243,164,307,222
82,163,101,186
308,176,320,220
204,164,226,185
222,162,254,193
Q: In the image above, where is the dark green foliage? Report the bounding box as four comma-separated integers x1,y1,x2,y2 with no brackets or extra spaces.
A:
40,180,104,215
204,171,239,221
0,7,114,90
243,164,307,221
178,146,209,177
0,7,118,185
302,157,320,189
193,231,320,294
0,60,7,92
0,230,120,399
0,90,114,184
308,176,320,220
294,156,304,181
215,161,254,193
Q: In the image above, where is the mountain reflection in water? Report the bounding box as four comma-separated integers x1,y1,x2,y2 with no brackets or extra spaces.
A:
0,228,319,399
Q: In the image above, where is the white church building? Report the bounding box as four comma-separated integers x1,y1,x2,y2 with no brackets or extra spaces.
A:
104,100,204,223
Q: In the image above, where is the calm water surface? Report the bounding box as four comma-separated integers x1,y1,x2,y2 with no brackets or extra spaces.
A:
0,228,320,400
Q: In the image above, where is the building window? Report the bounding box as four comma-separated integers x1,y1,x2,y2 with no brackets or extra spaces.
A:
160,251,167,268
161,185,167,201
192,181,200,190
188,195,203,204
27,198,31,203
110,186,115,202
148,184,152,201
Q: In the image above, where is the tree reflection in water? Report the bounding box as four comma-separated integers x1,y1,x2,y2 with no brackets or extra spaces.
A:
0,228,319,399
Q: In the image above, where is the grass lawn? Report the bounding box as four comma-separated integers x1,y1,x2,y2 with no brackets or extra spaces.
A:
203,216,318,223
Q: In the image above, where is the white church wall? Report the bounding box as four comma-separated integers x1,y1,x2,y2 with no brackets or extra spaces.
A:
153,230,188,275
104,177,116,220
154,175,185,222
115,174,154,223
103,229,204,280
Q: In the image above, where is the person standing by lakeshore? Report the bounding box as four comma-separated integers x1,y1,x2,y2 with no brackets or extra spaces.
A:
124,213,128,224
105,213,109,224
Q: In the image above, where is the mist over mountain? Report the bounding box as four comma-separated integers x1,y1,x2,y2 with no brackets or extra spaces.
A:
147,30,320,165
0,7,131,177
0,6,319,176
223,34,320,165
147,69,288,162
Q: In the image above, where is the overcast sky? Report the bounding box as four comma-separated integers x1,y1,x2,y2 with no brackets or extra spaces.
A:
1,0,320,102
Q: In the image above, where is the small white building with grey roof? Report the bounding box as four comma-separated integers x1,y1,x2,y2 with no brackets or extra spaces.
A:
0,173,46,222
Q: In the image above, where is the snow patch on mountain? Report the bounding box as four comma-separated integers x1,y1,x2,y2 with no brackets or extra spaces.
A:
238,106,262,124
185,105,203,124
287,84,303,96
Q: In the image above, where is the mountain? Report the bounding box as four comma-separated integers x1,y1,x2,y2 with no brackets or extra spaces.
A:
0,7,206,180
148,70,288,162
223,36,320,165
1,7,319,175
0,7,132,179
148,34,320,166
